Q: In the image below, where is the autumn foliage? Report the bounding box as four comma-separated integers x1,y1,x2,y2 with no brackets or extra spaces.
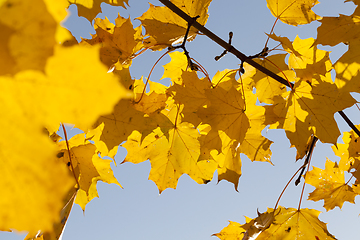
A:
1,0,360,239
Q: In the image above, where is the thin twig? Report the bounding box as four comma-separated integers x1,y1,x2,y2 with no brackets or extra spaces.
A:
295,136,318,186
61,123,80,189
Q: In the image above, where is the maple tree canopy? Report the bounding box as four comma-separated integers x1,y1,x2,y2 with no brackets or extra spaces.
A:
1,0,360,239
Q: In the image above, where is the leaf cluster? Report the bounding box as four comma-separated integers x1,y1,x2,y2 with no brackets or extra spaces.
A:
1,0,360,239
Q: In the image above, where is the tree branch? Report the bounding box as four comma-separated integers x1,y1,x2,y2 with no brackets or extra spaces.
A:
158,0,291,87
158,0,360,137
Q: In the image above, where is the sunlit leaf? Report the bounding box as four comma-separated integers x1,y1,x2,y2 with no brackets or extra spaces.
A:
305,158,357,211
266,0,320,26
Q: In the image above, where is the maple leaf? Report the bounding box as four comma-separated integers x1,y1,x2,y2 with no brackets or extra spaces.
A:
248,54,295,104
305,158,357,211
122,107,213,192
266,0,321,26
213,138,242,189
197,83,249,144
314,7,360,46
213,209,275,240
239,88,273,163
266,33,302,57
258,207,335,239
0,0,128,234
212,221,246,240
0,116,74,235
68,0,129,22
269,79,355,159
332,126,360,171
44,45,131,132
334,39,360,94
214,207,336,239
58,132,122,210
161,51,193,84
137,0,211,50
94,79,169,151
94,99,147,151
132,78,168,115
0,0,62,75
82,15,141,69
168,70,212,126
288,36,332,83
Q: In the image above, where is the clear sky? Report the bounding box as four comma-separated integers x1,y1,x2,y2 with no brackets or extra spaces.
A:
3,0,360,240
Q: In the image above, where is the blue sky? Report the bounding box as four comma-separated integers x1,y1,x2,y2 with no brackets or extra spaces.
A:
3,0,360,239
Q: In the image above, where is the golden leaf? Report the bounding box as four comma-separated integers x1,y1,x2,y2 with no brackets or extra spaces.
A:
266,0,321,26
305,158,357,211
68,0,129,22
258,207,335,239
269,80,355,158
314,7,360,46
137,0,211,50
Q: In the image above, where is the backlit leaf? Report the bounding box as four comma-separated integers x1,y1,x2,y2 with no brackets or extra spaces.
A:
335,39,360,94
266,0,320,26
305,158,357,211
269,80,355,159
58,133,122,210
258,207,335,239
82,15,141,69
315,7,360,46
0,0,58,74
68,0,129,22
137,0,211,50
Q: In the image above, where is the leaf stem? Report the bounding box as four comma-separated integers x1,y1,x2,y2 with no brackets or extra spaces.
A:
296,136,317,209
61,123,80,189
134,49,172,103
264,18,279,48
274,164,304,210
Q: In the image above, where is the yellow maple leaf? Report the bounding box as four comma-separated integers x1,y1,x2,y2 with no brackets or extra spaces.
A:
257,207,335,239
0,0,60,75
58,132,121,210
212,138,242,189
168,71,212,126
266,0,321,26
249,54,295,104
0,0,128,234
161,51,196,84
68,0,129,22
305,158,357,211
239,88,273,164
122,112,210,192
82,15,141,69
314,7,360,46
214,207,335,240
266,33,301,57
334,39,360,94
288,36,332,84
269,80,355,158
332,126,360,171
0,116,74,235
212,221,246,240
93,99,147,153
137,0,211,50
94,79,169,152
198,84,249,144
132,78,168,114
36,45,130,132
